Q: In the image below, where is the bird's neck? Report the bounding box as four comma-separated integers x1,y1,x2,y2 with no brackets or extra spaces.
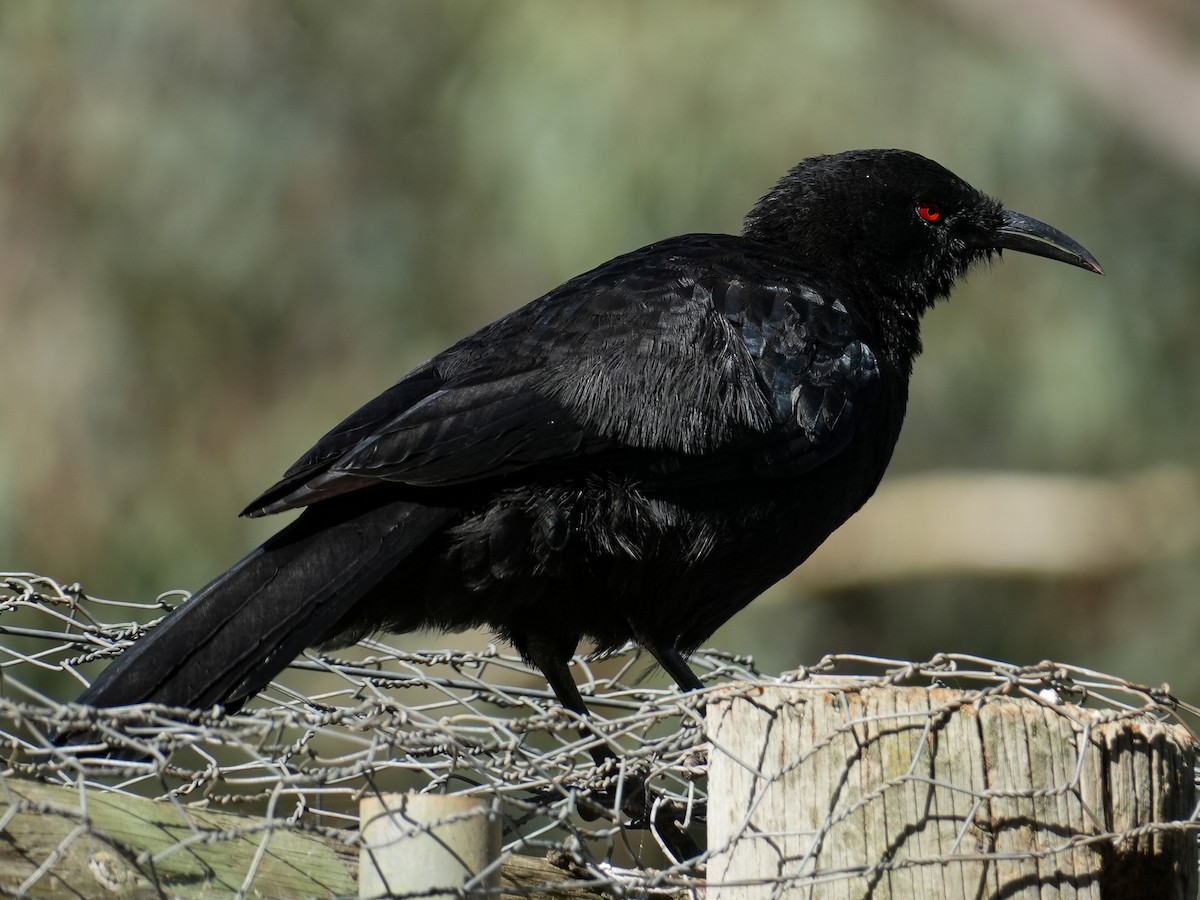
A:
812,259,940,381
861,287,933,380
738,228,945,378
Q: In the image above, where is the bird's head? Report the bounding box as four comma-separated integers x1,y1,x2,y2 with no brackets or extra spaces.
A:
742,149,1102,318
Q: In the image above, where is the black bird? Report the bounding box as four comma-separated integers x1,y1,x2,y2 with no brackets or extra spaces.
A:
76,149,1101,722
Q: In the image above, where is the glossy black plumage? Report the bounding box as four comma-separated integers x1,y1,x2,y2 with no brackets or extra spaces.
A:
76,149,1101,720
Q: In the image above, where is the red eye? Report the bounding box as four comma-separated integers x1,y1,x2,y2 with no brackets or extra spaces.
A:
917,204,941,223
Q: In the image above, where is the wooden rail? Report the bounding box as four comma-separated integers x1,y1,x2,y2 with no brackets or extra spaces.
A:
0,777,610,899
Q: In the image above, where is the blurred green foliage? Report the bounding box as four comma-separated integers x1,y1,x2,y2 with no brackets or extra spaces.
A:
2,3,1198,696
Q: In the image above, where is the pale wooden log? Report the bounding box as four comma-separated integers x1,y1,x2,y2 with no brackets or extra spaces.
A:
0,776,616,898
0,774,358,897
359,793,500,899
706,683,1196,899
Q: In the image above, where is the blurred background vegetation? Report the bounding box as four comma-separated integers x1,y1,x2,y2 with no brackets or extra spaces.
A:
2,1,1199,699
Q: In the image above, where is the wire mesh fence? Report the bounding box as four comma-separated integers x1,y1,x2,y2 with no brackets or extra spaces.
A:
1,571,1198,897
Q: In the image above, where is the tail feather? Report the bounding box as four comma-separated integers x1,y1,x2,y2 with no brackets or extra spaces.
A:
76,494,457,711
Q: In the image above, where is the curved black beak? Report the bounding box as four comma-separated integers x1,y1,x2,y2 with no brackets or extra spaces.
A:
980,209,1103,275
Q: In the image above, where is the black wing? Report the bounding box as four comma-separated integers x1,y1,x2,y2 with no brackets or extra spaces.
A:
244,235,881,516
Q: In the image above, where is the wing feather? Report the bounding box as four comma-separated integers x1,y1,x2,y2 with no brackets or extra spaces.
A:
245,235,882,517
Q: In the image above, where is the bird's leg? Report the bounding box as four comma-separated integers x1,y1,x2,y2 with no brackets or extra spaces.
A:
519,635,652,818
517,635,613,764
521,636,592,719
645,643,705,694
641,639,710,772
520,635,701,861
624,620,705,698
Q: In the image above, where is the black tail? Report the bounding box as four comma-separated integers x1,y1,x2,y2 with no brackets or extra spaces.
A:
77,493,457,712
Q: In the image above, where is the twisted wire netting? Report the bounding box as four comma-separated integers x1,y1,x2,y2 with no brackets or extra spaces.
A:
2,572,1198,897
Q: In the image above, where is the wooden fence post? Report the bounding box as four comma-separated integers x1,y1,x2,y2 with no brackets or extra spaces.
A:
706,682,1196,899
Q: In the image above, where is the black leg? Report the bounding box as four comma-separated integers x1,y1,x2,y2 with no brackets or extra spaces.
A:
624,619,704,695
520,633,700,861
521,637,592,718
520,635,630,813
518,634,612,762
647,643,704,693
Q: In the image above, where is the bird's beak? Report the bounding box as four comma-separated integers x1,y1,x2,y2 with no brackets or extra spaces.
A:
978,209,1104,275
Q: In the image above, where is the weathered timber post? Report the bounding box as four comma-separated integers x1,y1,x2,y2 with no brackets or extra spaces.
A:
359,792,501,898
706,682,1196,899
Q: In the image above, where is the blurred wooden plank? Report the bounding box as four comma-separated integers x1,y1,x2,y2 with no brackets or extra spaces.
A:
787,468,1200,590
